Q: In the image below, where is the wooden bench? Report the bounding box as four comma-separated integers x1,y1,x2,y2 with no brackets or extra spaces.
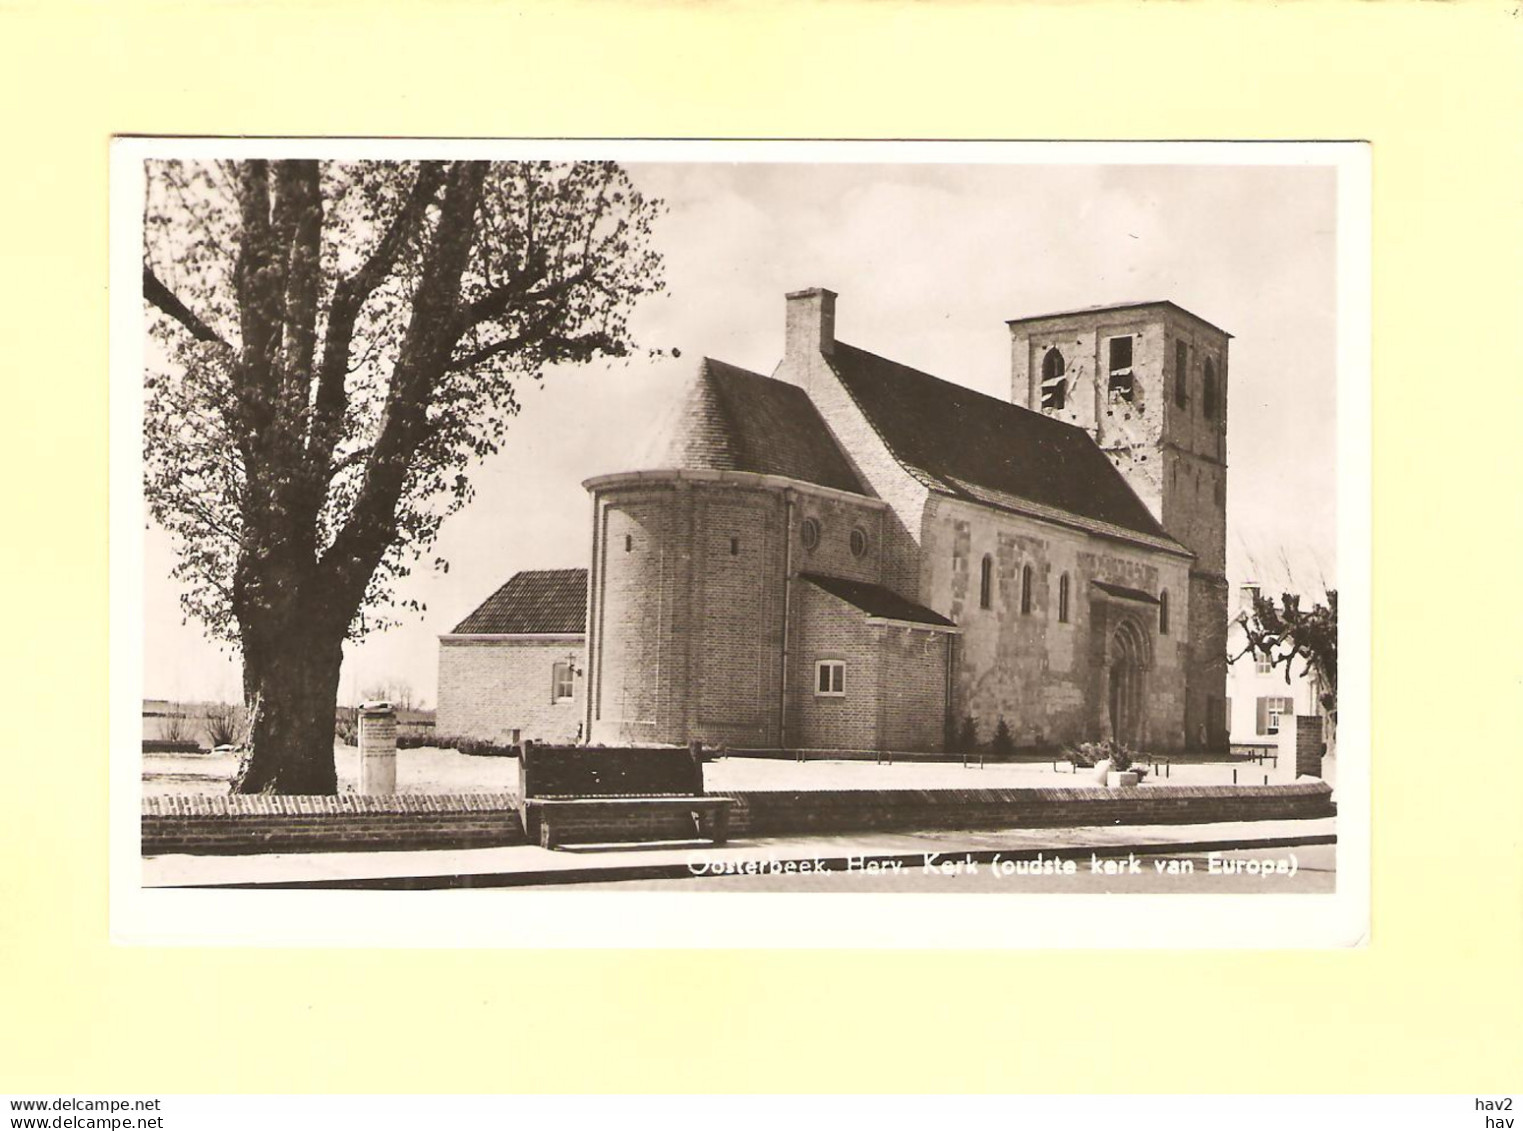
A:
514,742,734,849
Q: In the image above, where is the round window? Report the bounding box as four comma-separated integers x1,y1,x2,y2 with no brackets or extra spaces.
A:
800,517,820,550
849,527,868,558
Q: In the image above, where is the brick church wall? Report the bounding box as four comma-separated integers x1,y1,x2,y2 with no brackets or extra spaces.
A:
437,638,584,745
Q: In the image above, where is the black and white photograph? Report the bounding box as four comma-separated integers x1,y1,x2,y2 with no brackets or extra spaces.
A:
113,140,1368,946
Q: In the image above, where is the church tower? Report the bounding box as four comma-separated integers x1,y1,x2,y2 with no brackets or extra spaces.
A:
1007,301,1232,748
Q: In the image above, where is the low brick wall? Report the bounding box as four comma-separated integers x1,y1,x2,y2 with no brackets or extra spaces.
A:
717,781,1335,838
142,793,527,855
144,782,1333,855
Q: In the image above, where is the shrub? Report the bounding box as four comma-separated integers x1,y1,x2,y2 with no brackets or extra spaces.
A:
334,706,357,747
952,716,978,754
396,730,441,750
1064,739,1144,773
990,717,1015,757
203,702,243,749
159,710,195,745
451,736,520,758
143,738,202,754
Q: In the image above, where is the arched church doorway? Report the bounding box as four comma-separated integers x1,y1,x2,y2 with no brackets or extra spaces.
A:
1107,619,1148,748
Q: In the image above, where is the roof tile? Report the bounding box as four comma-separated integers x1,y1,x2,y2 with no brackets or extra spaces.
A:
639,358,866,495
802,572,956,627
451,569,588,635
827,343,1174,544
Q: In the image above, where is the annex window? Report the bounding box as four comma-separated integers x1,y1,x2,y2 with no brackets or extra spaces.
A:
979,554,993,610
551,660,575,704
815,659,846,697
849,527,869,558
1202,359,1218,420
800,516,820,551
1040,348,1067,410
624,533,633,553
1058,572,1070,624
1159,589,1170,635
1174,341,1188,408
730,536,740,556
1020,564,1034,615
1107,335,1135,403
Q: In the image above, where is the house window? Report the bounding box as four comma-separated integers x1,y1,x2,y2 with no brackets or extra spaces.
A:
1254,649,1273,675
979,554,993,610
624,533,633,553
1107,336,1134,403
1203,359,1218,420
800,516,820,551
815,659,846,697
1174,340,1188,408
1020,564,1034,615
1159,589,1170,635
1240,584,1260,612
849,527,869,558
1041,348,1067,410
1258,695,1293,736
1058,572,1070,623
730,536,740,556
551,660,575,704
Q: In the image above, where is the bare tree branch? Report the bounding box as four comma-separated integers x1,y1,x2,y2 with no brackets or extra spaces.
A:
143,266,228,347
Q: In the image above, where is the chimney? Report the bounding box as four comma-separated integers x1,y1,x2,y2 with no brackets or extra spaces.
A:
785,287,836,361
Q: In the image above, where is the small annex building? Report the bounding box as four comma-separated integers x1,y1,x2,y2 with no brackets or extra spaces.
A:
437,568,588,745
438,289,1232,754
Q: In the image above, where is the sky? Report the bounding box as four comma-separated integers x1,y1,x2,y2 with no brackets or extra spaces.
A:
142,158,1340,707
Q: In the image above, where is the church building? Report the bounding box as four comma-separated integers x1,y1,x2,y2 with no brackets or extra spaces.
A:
437,289,1231,753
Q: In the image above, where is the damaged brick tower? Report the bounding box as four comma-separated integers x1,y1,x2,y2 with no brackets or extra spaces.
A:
1008,302,1231,750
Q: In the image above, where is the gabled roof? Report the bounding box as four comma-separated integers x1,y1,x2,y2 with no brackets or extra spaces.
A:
801,572,956,628
826,342,1177,545
450,568,588,635
639,358,866,495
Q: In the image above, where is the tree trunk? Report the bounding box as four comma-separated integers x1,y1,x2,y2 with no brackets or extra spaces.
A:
232,616,345,795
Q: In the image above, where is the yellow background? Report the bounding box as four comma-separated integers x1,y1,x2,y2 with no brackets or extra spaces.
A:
2,0,1520,1093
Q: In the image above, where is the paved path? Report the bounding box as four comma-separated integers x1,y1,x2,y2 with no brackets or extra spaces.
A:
143,816,1336,891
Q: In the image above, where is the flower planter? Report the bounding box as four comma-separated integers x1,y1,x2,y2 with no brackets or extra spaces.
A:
1106,770,1140,788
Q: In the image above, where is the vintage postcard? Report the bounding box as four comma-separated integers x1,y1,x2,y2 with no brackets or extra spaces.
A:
110,138,1369,947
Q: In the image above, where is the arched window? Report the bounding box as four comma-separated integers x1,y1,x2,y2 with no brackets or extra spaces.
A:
1058,572,1070,623
1174,340,1188,408
1020,564,1034,615
979,554,993,610
1040,348,1067,410
1202,359,1217,420
1159,589,1170,635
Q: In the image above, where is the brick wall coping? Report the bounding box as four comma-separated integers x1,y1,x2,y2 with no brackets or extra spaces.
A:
143,793,519,817
718,781,1331,805
582,467,889,511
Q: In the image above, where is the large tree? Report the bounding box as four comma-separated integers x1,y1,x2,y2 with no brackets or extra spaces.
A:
143,159,665,793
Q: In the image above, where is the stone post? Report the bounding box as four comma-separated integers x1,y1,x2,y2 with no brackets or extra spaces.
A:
358,701,398,795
